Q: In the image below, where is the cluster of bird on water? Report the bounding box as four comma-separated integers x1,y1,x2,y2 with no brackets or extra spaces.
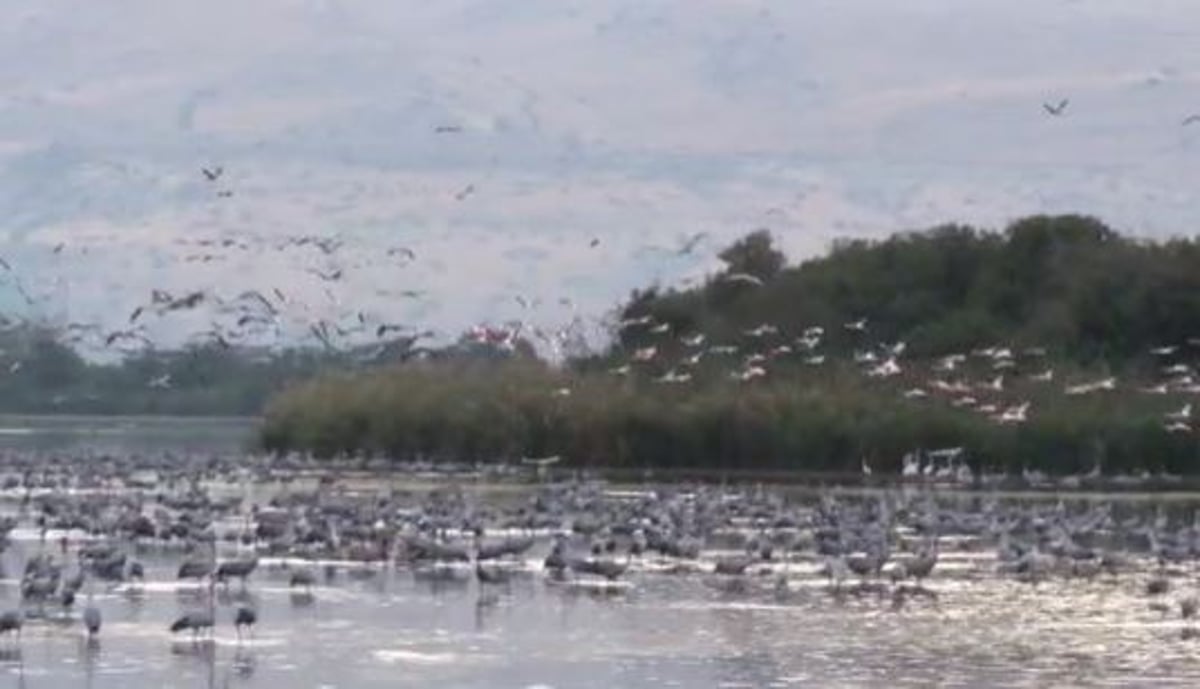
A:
0,446,1199,652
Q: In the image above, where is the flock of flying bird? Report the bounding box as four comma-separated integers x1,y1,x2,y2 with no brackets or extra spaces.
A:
599,309,1200,438
0,159,705,376
0,94,1192,372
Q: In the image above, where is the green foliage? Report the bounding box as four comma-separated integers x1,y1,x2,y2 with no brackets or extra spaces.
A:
612,214,1200,364
257,213,1200,472
717,228,785,280
0,326,345,416
260,358,1200,472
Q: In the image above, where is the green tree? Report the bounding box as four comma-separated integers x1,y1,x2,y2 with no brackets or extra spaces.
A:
718,229,785,281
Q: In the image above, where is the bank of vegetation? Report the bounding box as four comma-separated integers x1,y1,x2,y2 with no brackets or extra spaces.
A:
260,215,1200,474
0,330,339,416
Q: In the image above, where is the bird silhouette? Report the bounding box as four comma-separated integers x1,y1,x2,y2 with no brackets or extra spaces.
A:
678,232,709,255
1043,99,1069,116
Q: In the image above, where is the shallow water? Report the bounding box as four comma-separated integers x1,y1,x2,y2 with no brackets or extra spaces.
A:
0,415,256,455
0,539,1198,689
0,416,1198,688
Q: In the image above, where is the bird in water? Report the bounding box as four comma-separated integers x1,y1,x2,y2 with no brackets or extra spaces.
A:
0,611,21,640
170,610,214,638
234,606,257,640
289,569,316,591
83,603,101,638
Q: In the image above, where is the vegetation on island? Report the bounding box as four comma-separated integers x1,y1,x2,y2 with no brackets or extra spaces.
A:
259,214,1200,474
0,328,325,416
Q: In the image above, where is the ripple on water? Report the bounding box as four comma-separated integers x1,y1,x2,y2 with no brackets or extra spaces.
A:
372,649,470,665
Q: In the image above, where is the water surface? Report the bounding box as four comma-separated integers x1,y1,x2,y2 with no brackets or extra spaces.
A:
0,415,1195,689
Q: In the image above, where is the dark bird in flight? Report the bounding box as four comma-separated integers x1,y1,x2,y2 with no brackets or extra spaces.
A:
589,238,600,248
310,323,335,350
236,290,278,315
52,243,65,254
165,291,206,311
1183,114,1200,126
1043,99,1069,116
377,323,409,338
308,268,343,282
129,306,145,324
388,247,416,260
455,184,475,201
434,125,463,134
678,232,709,255
13,283,35,306
216,190,234,198
313,238,342,255
237,314,273,328
202,166,223,181
105,329,151,348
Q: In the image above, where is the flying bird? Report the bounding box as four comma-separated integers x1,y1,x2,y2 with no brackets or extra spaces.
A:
201,166,223,181
238,290,279,315
236,314,274,328
678,232,709,255
434,125,463,134
308,268,343,282
105,329,151,348
455,184,476,201
1183,114,1200,126
204,330,232,349
722,272,764,286
312,238,342,255
1043,98,1069,116
165,291,206,311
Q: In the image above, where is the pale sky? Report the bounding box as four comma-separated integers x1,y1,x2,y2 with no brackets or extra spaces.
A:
2,0,1199,354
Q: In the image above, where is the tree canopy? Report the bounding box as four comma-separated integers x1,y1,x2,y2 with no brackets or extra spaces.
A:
608,214,1200,367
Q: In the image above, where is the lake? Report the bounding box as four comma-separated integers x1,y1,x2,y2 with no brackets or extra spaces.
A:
0,415,258,455
0,415,1196,688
